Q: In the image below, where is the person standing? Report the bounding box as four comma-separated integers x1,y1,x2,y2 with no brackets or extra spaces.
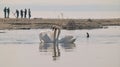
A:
7,7,10,18
24,8,27,18
3,7,7,18
16,9,19,18
28,9,31,19
20,9,23,18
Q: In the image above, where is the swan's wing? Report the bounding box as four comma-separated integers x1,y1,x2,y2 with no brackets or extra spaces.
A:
59,36,76,43
47,31,54,42
43,34,52,43
60,36,73,40
39,31,54,43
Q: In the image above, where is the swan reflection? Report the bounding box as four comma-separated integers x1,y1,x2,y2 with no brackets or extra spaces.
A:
39,42,76,60
60,43,76,52
39,43,53,52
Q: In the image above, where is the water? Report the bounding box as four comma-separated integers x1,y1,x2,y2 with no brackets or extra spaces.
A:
0,26,120,67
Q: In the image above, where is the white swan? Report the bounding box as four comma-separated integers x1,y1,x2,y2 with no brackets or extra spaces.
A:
39,26,76,43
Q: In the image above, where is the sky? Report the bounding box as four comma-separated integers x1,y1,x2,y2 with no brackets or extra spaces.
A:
2,0,120,5
0,0,120,18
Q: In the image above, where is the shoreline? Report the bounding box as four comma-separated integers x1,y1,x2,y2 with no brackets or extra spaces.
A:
0,18,120,30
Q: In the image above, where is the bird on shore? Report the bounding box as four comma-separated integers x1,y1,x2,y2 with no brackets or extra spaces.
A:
86,32,90,38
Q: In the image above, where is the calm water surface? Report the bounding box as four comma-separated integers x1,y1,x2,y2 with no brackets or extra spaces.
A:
0,26,120,67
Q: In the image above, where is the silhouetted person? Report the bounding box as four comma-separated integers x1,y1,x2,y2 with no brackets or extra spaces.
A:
28,9,31,19
86,32,89,38
16,9,19,18
24,9,27,18
7,7,10,18
3,7,7,18
20,9,23,18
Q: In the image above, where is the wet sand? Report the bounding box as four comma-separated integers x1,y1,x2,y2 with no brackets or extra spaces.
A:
0,18,120,30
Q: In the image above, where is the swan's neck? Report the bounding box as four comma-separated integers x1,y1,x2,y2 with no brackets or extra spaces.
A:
57,28,60,41
54,28,60,42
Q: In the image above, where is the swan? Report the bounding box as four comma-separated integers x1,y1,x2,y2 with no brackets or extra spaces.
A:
39,25,76,43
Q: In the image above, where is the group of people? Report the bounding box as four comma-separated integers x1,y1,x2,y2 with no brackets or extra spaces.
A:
15,8,31,19
3,7,31,19
3,7,10,18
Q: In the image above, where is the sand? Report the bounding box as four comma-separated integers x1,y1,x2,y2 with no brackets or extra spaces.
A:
0,18,120,30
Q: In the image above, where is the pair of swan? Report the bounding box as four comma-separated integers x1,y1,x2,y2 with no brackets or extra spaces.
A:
39,25,76,43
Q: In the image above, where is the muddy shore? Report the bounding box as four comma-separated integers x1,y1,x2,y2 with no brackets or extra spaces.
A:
0,18,120,30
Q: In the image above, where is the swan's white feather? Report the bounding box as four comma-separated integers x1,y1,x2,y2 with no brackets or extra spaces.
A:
39,31,54,43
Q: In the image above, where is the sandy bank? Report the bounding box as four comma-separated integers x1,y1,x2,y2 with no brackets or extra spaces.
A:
0,18,120,30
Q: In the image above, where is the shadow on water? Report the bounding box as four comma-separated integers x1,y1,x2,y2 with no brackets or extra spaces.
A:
39,42,76,61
